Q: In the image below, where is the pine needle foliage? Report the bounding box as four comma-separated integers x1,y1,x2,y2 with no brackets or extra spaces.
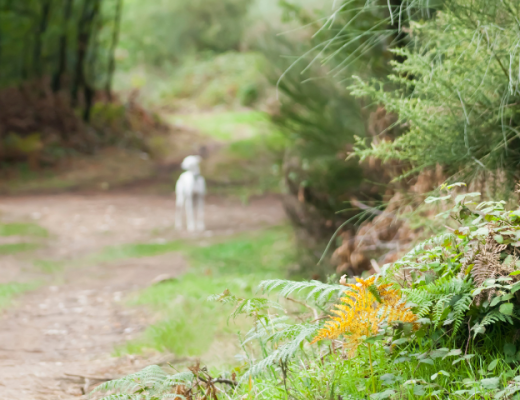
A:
349,0,520,189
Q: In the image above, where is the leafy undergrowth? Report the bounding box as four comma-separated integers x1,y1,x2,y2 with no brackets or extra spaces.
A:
97,185,520,400
114,226,296,361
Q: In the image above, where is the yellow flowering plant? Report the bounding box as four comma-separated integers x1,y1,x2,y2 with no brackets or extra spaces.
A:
311,276,417,392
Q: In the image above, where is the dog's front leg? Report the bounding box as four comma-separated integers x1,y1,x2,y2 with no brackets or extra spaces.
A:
185,195,195,232
196,194,205,231
175,194,184,230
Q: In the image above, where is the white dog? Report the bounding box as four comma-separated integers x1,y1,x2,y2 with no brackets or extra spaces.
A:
175,155,206,231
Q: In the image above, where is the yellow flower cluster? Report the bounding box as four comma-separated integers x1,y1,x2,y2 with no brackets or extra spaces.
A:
311,276,417,357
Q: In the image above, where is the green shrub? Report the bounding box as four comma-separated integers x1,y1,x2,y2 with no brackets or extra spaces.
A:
161,52,267,109
118,0,254,67
351,0,520,192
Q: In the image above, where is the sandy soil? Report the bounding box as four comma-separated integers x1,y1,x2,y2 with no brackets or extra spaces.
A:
0,193,285,399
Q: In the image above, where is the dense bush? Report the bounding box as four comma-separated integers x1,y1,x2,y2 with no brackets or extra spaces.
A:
256,0,403,275
161,52,268,110
117,0,253,68
351,0,520,194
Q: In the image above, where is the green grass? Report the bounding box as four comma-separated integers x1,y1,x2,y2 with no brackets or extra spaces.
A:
92,241,187,263
0,223,48,237
0,243,40,254
116,226,295,359
171,111,272,141
232,337,519,400
0,282,35,309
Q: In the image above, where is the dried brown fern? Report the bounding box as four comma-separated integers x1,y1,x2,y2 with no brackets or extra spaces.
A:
470,235,517,305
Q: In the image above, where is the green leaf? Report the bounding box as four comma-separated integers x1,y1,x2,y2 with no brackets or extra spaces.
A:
494,235,504,244
490,296,504,307
430,349,449,359
488,359,499,371
431,370,450,380
364,335,385,344
370,389,396,399
425,195,451,204
446,182,467,189
504,343,517,356
510,270,520,276
475,227,489,236
500,303,514,316
455,192,481,204
481,377,500,389
442,349,462,359
379,373,396,382
419,358,434,365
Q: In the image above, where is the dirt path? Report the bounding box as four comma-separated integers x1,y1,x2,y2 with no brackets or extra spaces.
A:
0,193,285,399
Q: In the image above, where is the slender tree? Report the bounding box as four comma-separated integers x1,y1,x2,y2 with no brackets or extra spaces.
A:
105,0,122,100
52,0,74,92
33,0,52,78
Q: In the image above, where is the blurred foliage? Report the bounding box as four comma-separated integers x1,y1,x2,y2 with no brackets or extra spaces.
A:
117,0,254,68
351,0,520,195
0,0,122,109
255,0,402,275
0,0,166,169
160,52,268,110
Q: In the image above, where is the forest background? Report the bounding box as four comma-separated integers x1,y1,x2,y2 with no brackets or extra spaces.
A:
3,0,520,399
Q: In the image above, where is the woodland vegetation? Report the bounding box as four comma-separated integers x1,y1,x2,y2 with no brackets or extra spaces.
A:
4,0,520,399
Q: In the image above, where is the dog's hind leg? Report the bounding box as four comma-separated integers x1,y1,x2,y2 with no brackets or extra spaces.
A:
185,195,195,232
196,194,205,231
175,193,184,230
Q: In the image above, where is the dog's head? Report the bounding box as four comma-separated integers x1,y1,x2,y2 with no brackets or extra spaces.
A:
181,155,202,171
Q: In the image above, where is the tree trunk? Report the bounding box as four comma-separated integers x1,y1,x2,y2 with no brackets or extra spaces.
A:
71,0,100,121
105,0,122,101
52,0,74,92
33,0,52,78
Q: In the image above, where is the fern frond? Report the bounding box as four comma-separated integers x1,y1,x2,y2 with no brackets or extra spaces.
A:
243,323,318,379
259,279,345,303
230,298,283,320
396,233,457,264
160,371,194,389
452,293,473,334
93,365,166,395
243,316,291,345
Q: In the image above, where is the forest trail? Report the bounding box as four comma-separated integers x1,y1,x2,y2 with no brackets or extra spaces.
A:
0,193,285,399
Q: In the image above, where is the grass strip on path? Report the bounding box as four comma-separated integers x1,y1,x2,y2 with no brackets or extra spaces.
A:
0,223,48,237
0,282,37,310
114,226,295,362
